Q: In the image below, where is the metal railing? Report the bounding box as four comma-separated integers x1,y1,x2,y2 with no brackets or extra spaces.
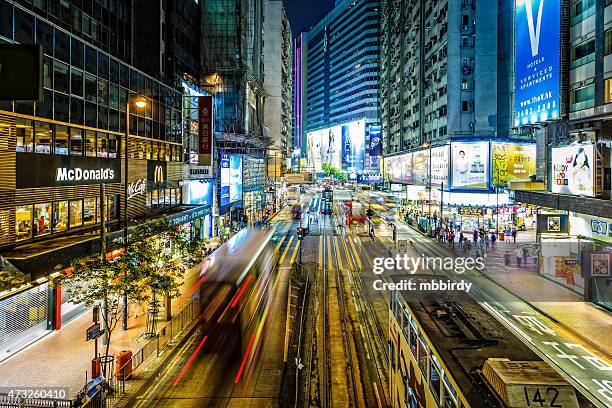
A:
79,297,200,407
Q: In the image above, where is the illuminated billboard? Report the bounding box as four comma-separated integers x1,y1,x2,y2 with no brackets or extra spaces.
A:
306,130,322,172
551,145,595,196
492,142,536,185
451,141,489,190
412,150,429,185
369,125,382,157
229,155,243,203
220,157,230,206
430,145,449,187
341,120,366,172
515,0,560,126
320,126,342,169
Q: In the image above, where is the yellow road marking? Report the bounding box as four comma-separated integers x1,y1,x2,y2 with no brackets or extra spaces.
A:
334,236,344,270
289,240,301,264
327,234,334,271
274,236,286,254
279,236,294,264
348,236,362,269
318,235,323,269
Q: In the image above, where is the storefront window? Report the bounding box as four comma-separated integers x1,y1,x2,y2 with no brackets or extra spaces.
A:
85,130,96,156
106,195,118,220
16,205,32,241
54,125,69,155
70,199,83,227
34,203,52,236
53,201,68,232
145,141,152,159
108,134,118,158
34,121,52,154
151,190,159,209
16,118,33,152
97,133,108,157
159,144,166,161
70,127,83,155
83,198,96,225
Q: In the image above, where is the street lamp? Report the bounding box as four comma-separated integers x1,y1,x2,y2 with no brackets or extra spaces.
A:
121,95,147,331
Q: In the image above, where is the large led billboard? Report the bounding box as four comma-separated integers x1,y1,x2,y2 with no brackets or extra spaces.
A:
220,157,230,206
515,0,560,126
430,145,449,187
492,142,537,185
341,120,366,172
369,125,382,157
229,155,243,203
306,130,322,171
451,141,489,190
412,150,429,185
551,145,595,196
320,127,342,169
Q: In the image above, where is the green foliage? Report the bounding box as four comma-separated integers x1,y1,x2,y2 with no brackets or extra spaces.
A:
321,163,347,181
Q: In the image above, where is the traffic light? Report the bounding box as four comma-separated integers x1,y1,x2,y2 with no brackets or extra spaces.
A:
297,227,303,240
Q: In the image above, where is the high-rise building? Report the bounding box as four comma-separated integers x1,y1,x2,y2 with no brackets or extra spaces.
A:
293,33,307,171
200,0,268,226
380,0,511,155
263,0,293,177
0,0,205,358
512,0,612,309
300,0,381,176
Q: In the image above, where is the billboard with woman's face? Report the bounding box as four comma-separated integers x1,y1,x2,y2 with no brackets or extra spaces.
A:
450,142,489,189
551,145,595,196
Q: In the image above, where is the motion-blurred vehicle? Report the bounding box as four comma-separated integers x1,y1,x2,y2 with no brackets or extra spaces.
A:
286,185,301,206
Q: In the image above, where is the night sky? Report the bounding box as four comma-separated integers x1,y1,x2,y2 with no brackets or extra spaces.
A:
283,0,335,37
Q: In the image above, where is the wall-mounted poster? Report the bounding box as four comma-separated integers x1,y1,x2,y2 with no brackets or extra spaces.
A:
412,150,429,185
341,120,366,172
551,145,595,196
492,142,537,186
430,145,449,187
451,142,489,189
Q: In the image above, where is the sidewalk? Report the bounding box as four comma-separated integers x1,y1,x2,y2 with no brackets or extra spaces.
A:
400,221,612,356
0,259,204,398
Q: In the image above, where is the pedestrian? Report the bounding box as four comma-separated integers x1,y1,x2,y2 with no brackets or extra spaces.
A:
522,246,529,265
490,232,496,250
459,232,464,248
473,230,478,244
503,251,511,266
514,247,523,267
511,227,517,243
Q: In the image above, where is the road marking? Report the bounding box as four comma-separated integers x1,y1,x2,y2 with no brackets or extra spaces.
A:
318,235,323,269
348,236,362,269
334,236,344,270
289,240,301,264
279,236,294,264
274,236,286,254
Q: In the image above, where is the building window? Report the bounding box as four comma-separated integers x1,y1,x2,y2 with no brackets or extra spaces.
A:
571,0,595,26
461,80,468,90
16,205,32,241
570,38,595,69
570,84,595,112
70,127,83,155
55,125,69,155
108,134,118,158
16,118,34,152
606,29,612,55
34,121,52,154
69,199,83,227
85,130,96,156
53,201,68,232
605,79,612,104
83,198,96,225
34,203,51,236
97,132,108,157
71,69,84,97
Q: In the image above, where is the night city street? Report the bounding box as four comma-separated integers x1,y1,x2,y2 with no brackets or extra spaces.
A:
0,0,611,407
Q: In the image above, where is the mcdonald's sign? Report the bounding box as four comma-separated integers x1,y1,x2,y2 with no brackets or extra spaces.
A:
147,160,167,187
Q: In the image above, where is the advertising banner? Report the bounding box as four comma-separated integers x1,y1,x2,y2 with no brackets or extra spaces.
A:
450,142,489,190
536,213,569,234
16,153,121,188
430,145,449,187
391,156,403,182
183,180,214,206
492,142,536,186
551,145,595,196
401,152,413,183
229,155,243,203
306,130,322,172
581,251,611,278
369,125,382,157
357,174,383,183
320,126,342,169
341,120,365,172
198,95,213,166
219,157,230,206
569,213,612,243
515,0,560,126
412,150,429,185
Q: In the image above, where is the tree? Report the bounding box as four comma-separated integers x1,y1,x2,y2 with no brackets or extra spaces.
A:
322,163,347,181
67,255,145,375
120,218,192,335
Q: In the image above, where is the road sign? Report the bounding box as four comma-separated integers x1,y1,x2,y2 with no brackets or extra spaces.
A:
86,323,104,341
398,239,408,252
